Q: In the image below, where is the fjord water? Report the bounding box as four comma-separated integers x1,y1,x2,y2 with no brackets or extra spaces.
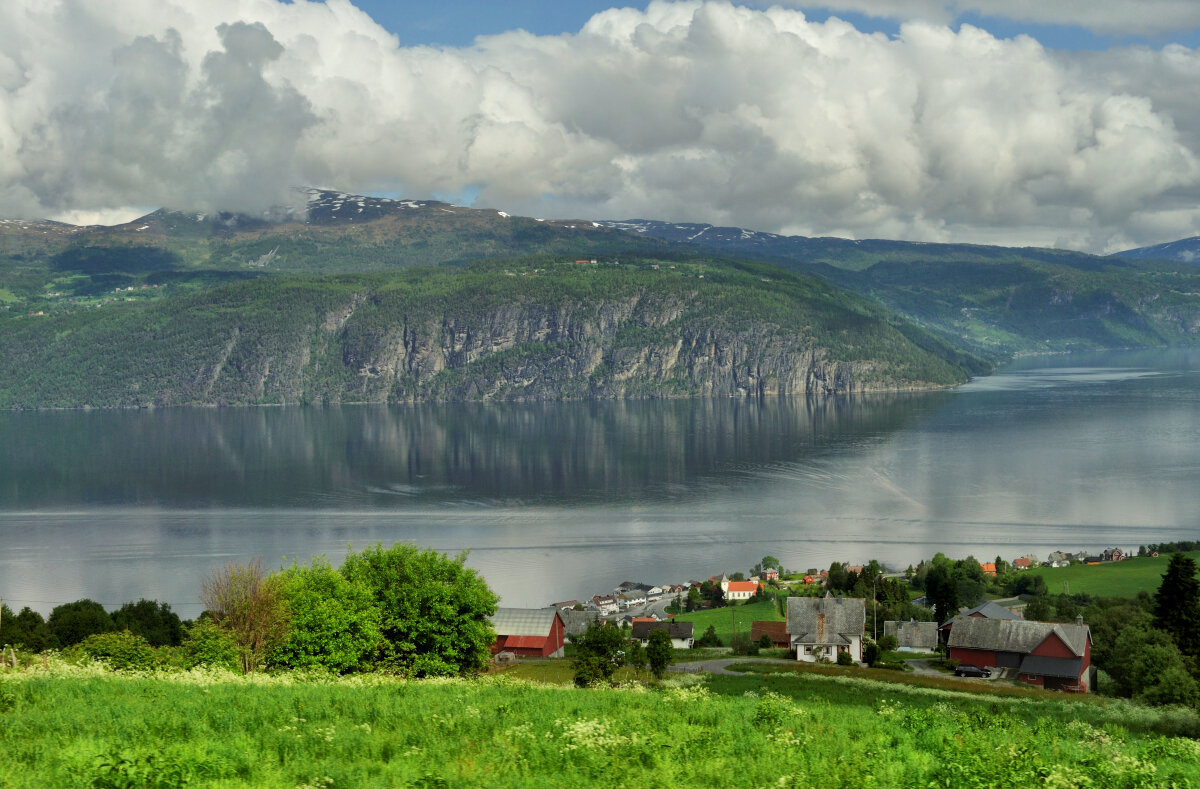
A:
2,349,1198,616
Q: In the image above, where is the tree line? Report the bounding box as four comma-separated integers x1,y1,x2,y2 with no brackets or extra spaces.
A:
1,543,498,677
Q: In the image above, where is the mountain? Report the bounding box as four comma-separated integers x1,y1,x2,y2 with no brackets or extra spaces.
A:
5,189,1200,407
1112,236,1200,265
0,258,978,409
600,219,1200,358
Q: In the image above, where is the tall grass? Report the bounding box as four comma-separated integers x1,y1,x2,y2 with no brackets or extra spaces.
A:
2,657,1198,787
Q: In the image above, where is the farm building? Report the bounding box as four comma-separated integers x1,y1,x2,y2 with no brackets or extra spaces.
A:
490,607,566,658
750,620,789,648
947,617,1092,692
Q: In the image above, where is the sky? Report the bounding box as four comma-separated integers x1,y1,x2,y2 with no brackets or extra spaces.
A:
2,1,1200,253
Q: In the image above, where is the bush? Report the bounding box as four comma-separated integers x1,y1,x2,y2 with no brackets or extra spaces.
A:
837,650,854,666
178,620,241,672
78,631,157,671
878,634,899,653
730,633,759,656
572,622,626,686
758,633,774,649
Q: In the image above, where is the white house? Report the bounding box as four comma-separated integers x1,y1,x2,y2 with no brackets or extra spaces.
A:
590,595,618,615
787,594,865,663
631,621,694,649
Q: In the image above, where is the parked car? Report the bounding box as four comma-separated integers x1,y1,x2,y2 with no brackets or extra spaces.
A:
955,664,992,678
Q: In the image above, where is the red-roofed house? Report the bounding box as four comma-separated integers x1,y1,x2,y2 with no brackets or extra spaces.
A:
980,562,997,576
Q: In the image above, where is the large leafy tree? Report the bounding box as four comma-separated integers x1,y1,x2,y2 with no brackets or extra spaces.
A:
111,599,184,647
269,557,383,673
0,604,59,651
47,599,115,647
572,621,627,686
1153,552,1200,657
341,543,497,677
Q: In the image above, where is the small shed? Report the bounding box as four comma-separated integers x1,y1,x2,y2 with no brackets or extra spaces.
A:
490,607,566,658
883,620,938,652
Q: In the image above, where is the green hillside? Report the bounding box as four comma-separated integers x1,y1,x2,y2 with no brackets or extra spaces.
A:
2,662,1197,787
0,256,981,408
1025,553,1200,598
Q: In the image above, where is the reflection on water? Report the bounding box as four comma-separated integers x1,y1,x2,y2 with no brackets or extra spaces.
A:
2,349,1200,613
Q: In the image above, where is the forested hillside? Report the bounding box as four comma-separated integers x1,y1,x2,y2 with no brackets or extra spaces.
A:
0,257,979,408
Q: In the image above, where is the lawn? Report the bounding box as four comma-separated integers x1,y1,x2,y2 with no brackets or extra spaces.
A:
671,599,782,644
1024,552,1200,598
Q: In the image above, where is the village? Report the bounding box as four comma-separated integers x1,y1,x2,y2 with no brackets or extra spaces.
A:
485,546,1146,694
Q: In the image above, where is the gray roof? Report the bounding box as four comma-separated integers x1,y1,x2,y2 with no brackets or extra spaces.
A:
1019,655,1085,679
560,609,598,638
490,607,562,637
883,620,938,649
947,617,1090,656
631,621,694,641
786,595,865,645
940,601,1023,628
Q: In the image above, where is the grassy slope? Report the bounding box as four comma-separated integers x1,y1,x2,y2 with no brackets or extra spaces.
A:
2,662,1198,788
1022,553,1200,598
671,599,783,644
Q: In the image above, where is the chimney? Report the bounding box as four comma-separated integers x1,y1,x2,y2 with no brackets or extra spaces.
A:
1075,615,1084,626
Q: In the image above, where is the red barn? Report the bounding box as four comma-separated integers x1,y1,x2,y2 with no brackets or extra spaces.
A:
490,607,566,658
948,617,1092,692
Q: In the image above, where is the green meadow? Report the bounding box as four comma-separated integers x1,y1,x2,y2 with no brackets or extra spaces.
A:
3,659,1199,788
671,599,782,644
1025,553,1200,598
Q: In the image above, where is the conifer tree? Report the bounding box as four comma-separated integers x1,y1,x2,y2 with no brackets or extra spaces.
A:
1153,552,1200,657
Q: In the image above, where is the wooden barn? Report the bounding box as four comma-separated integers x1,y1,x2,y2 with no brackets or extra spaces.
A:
948,617,1092,692
490,607,566,658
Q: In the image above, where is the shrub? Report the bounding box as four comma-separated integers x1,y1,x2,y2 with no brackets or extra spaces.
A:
78,631,157,671
178,620,241,672
572,622,626,686
731,633,759,656
200,558,289,673
878,634,899,653
837,650,854,666
758,633,774,649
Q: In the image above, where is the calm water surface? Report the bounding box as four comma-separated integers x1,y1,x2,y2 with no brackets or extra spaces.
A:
2,348,1198,615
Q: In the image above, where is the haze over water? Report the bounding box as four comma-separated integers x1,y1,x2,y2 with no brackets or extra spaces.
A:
2,348,1198,616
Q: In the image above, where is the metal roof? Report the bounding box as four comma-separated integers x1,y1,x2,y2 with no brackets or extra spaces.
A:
947,617,1089,656
1020,655,1084,679
786,595,865,645
490,607,561,637
940,601,1023,628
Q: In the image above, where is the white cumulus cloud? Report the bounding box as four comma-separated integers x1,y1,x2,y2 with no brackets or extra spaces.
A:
1,0,1198,252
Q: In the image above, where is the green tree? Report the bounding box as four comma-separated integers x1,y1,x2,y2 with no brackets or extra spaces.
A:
862,639,880,666
111,599,184,647
1023,594,1054,622
47,599,116,647
925,564,958,625
1153,552,1200,657
341,542,497,677
685,587,701,612
0,604,58,652
696,624,722,648
78,631,156,671
269,557,383,673
572,622,626,686
647,628,673,679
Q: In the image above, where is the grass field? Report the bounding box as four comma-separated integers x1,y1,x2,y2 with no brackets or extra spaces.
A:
1024,552,1200,598
671,599,782,644
3,658,1199,787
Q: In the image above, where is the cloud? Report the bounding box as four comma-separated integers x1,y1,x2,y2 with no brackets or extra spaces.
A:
1,0,1198,252
768,1,1200,37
